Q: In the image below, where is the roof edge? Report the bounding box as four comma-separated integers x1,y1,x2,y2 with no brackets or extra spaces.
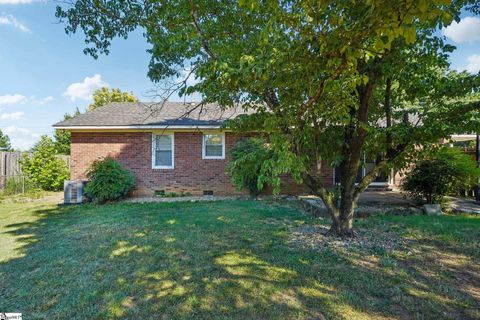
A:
52,125,224,130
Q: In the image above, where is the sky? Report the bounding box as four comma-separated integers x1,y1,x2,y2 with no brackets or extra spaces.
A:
0,1,479,150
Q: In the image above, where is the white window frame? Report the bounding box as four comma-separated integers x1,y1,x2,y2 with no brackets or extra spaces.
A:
202,132,225,159
152,133,174,169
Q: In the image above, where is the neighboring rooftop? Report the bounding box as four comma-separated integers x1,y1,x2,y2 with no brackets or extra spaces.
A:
53,102,250,129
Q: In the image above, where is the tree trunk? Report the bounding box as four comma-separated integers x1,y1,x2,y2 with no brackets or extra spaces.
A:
329,195,356,237
304,65,381,238
331,166,358,237
384,78,393,157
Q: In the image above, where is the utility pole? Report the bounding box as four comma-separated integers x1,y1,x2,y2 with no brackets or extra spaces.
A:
476,134,480,202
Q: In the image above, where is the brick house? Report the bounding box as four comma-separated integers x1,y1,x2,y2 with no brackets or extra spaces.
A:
54,102,335,196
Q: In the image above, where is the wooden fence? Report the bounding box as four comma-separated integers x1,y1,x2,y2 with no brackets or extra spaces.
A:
0,151,70,191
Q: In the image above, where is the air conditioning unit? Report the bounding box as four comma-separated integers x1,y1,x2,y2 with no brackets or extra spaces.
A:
64,180,86,204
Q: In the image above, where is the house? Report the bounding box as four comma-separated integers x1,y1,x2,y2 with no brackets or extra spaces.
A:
54,102,479,197
53,102,334,196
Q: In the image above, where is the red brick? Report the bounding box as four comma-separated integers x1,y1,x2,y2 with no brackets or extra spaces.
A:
70,132,334,196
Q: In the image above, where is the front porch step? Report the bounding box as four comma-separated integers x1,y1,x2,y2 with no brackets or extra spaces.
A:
365,185,393,192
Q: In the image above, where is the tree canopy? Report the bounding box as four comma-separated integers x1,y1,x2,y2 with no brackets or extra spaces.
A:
20,135,69,191
57,0,480,236
88,87,138,111
54,87,138,155
54,108,81,155
0,129,12,151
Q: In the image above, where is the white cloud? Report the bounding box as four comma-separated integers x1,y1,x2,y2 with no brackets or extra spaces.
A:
39,96,53,104
0,94,27,106
0,0,40,3
0,14,30,33
63,74,109,101
465,54,480,74
29,95,54,105
0,94,54,108
443,17,480,43
2,125,41,150
0,111,24,120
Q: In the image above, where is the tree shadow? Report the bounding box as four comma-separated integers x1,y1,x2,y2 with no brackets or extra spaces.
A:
0,201,478,319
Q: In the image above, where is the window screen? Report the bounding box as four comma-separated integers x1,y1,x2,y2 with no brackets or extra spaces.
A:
154,134,173,167
204,134,223,158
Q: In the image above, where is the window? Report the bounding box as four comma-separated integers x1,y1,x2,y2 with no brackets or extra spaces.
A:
152,133,174,169
202,133,225,159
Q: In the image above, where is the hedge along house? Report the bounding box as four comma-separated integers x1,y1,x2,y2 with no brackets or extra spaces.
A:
53,102,335,196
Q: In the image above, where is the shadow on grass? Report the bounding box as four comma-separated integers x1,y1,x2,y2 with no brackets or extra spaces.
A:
0,200,478,319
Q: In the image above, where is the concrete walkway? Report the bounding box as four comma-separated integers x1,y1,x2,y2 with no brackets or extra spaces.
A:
447,197,480,214
123,191,480,214
358,191,413,206
125,195,244,203
299,191,480,216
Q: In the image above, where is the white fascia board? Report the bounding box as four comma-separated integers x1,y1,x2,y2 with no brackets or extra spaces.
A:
52,125,223,130
450,134,477,142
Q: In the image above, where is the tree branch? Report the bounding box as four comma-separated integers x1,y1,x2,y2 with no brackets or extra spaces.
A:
302,173,339,218
297,57,348,120
188,0,217,59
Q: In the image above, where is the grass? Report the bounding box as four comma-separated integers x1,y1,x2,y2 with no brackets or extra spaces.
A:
0,196,479,319
0,189,53,204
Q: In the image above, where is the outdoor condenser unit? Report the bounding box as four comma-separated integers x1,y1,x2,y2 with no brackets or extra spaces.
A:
64,180,86,204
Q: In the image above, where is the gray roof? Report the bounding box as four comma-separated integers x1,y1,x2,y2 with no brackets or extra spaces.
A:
53,102,250,128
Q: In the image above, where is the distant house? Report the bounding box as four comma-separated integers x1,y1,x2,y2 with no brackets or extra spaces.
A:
53,102,333,196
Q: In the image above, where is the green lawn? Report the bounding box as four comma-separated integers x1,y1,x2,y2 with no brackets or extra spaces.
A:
0,197,479,319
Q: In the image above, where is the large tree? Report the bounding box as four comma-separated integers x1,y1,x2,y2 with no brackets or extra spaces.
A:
54,108,81,155
0,129,12,151
20,135,70,191
88,87,138,111
54,86,138,154
57,0,480,236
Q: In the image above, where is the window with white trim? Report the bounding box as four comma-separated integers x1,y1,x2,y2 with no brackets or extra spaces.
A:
202,133,225,159
152,133,174,169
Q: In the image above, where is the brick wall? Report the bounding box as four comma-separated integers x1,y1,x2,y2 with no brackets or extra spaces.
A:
70,131,334,196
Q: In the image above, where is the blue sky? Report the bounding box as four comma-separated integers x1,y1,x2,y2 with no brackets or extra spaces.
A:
0,1,479,150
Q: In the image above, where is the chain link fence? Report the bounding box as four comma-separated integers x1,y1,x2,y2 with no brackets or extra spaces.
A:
0,152,70,196
0,174,30,195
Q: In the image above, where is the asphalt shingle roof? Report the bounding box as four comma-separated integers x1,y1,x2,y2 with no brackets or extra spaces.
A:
53,102,249,128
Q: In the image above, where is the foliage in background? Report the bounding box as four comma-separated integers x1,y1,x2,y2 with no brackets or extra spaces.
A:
54,108,81,155
19,136,69,191
227,138,273,195
54,86,137,154
0,129,12,151
402,147,480,204
438,147,480,195
88,87,138,111
0,176,39,197
84,157,135,203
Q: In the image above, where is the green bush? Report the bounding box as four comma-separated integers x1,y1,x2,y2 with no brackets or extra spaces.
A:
226,137,272,196
402,147,480,204
1,176,38,196
84,157,135,203
20,136,69,191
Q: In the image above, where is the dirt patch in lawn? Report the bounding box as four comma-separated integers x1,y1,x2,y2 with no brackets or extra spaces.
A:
288,224,409,252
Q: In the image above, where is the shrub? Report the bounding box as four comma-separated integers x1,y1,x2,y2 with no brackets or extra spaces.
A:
20,135,69,191
84,157,135,203
402,147,480,204
226,137,272,195
1,176,38,196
